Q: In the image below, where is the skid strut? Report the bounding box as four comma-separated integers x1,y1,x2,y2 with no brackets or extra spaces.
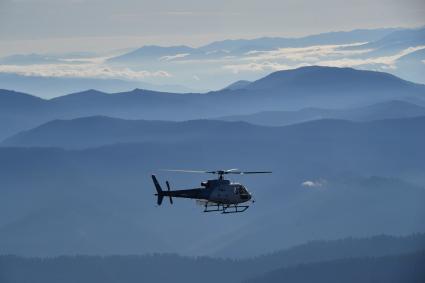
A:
203,202,249,214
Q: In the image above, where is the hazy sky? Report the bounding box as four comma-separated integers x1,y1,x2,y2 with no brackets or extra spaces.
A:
0,0,424,55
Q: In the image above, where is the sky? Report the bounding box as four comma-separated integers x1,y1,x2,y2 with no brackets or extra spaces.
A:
0,0,424,56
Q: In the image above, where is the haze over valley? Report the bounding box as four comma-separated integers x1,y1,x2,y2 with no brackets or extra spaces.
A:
1,0,425,281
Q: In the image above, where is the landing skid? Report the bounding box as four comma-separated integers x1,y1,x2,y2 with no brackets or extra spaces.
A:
203,202,249,214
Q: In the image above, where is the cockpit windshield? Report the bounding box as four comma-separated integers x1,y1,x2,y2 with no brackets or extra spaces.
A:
235,185,248,195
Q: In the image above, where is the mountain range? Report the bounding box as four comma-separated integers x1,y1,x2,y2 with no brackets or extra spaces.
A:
1,66,424,140
1,115,424,257
0,73,199,98
1,235,424,283
107,28,399,64
1,26,424,96
3,111,425,150
1,59,425,262
219,100,425,126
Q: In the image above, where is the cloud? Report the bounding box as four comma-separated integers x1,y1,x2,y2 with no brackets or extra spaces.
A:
316,46,425,69
0,63,171,80
244,43,370,62
223,61,308,73
159,53,190,61
0,53,172,80
301,179,327,188
206,49,230,55
222,43,373,73
224,44,425,73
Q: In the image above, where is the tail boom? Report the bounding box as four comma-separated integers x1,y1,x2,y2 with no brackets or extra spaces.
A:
152,174,207,205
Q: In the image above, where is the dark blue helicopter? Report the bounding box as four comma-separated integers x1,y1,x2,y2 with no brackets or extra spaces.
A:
152,169,271,214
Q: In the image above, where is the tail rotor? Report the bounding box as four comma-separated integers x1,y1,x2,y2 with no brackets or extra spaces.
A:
166,181,173,204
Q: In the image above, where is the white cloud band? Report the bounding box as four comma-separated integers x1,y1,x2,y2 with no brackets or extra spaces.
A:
0,63,171,80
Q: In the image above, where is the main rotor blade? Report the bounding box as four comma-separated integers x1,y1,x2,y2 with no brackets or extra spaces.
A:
160,169,272,175
160,169,208,173
227,171,272,174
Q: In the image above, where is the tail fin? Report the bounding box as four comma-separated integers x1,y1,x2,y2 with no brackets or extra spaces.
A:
152,175,164,205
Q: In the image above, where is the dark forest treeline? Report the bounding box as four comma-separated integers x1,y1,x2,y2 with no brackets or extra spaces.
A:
243,233,425,271
246,251,425,283
1,234,425,283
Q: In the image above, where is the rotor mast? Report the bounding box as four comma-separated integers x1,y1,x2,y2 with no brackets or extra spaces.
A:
215,170,226,180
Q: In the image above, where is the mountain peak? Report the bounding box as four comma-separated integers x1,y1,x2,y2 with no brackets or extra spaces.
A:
247,66,412,91
222,80,251,91
50,89,108,102
0,89,45,104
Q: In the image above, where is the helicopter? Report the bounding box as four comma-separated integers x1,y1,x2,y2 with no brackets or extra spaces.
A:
152,169,272,214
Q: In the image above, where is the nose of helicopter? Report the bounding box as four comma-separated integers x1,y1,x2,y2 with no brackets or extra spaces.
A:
240,192,251,201
244,192,252,202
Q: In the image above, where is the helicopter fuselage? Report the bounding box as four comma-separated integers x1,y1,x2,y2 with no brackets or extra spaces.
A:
201,179,251,204
152,176,252,206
